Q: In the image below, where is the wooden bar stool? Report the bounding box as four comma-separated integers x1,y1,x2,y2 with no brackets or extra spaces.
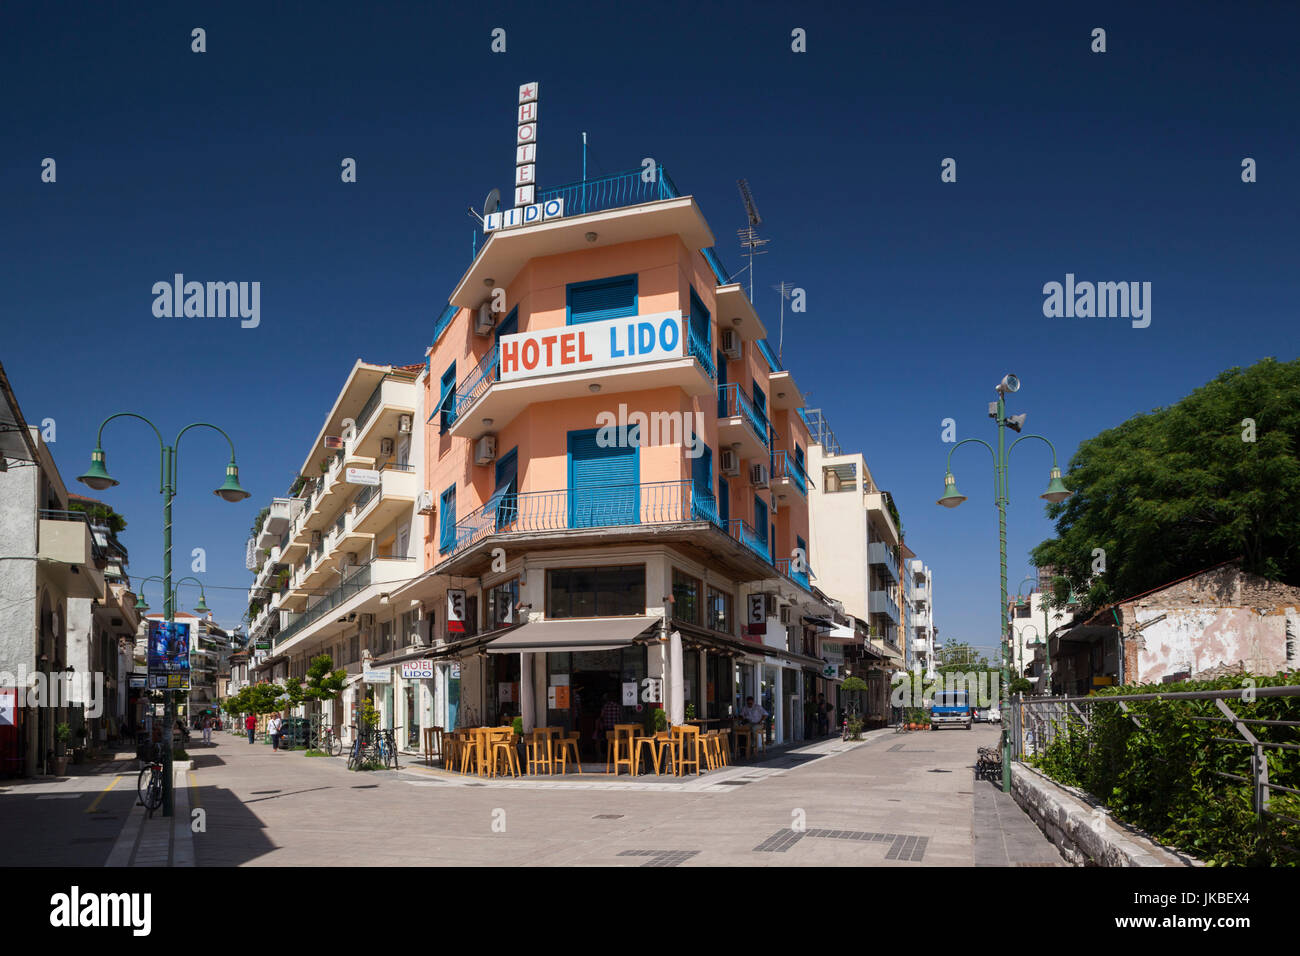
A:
554,732,583,774
525,729,552,775
699,730,722,771
673,725,700,775
612,725,637,776
490,729,520,778
716,728,731,767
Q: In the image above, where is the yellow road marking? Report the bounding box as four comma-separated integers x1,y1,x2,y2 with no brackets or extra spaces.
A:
188,771,200,808
84,774,123,813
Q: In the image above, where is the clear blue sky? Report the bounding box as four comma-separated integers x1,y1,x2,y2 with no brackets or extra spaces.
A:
3,1,1297,655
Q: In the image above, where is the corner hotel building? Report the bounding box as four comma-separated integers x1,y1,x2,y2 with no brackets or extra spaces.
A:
250,163,870,749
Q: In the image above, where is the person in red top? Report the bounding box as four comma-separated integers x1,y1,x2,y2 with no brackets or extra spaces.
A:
245,712,257,745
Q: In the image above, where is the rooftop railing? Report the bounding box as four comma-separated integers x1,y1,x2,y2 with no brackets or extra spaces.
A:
537,167,680,218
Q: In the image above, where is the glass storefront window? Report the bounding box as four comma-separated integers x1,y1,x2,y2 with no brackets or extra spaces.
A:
488,578,519,630
706,587,733,634
547,565,646,618
672,569,701,626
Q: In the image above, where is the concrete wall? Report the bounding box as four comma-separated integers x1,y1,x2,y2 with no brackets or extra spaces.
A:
0,459,39,676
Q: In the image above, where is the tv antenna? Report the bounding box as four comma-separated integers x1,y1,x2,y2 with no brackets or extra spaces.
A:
736,179,768,300
772,281,795,363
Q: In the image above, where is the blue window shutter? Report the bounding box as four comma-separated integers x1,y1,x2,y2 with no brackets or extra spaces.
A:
439,485,457,552
438,362,456,432
719,477,730,526
752,381,767,415
754,497,768,547
567,275,637,325
493,447,519,529
568,429,638,528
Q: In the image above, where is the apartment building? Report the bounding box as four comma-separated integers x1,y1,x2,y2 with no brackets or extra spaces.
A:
379,164,842,750
804,410,905,726
1,362,107,775
247,360,427,747
906,557,936,676
64,494,140,745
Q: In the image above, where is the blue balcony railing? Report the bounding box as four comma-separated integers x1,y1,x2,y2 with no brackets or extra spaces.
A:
771,450,808,495
775,557,811,590
727,517,771,563
701,246,731,286
536,167,681,219
447,480,734,557
717,383,771,452
451,347,500,424
687,323,715,380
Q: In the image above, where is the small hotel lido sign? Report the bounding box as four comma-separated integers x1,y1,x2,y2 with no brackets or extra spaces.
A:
499,311,685,382
483,82,566,234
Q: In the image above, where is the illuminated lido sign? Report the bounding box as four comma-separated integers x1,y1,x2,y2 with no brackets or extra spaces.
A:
483,80,565,234
499,311,685,382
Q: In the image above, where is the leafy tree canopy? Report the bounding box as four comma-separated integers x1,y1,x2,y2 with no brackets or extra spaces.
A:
1033,358,1300,615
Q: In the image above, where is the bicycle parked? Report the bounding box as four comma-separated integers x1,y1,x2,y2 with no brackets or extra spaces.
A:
137,743,166,817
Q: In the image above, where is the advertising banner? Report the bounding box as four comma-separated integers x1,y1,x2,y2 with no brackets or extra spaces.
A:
147,619,191,691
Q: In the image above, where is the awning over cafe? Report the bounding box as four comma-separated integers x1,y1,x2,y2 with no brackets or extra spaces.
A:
485,616,659,654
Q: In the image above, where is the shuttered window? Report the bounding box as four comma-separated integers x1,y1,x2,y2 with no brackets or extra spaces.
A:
568,428,638,528
567,274,637,325
439,484,457,553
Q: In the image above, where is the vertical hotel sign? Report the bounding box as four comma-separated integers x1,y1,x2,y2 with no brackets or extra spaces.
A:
485,82,564,233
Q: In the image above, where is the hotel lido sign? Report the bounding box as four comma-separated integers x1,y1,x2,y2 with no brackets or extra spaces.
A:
498,311,686,383
484,81,566,234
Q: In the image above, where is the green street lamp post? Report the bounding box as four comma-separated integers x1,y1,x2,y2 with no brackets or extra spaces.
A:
79,415,249,817
936,375,1071,793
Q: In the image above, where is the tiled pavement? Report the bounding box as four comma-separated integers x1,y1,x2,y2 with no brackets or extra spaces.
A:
0,725,1065,866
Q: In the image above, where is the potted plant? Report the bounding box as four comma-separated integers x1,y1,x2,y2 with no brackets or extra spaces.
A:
653,707,669,733
685,702,696,720
53,723,72,775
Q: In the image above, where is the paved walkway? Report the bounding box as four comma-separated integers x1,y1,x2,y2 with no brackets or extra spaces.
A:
0,726,1064,866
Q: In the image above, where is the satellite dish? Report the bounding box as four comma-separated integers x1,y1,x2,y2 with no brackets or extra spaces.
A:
483,189,501,217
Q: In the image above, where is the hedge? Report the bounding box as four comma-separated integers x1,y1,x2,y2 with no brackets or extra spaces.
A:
1027,673,1300,866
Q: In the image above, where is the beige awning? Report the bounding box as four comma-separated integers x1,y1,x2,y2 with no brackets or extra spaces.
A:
486,616,658,654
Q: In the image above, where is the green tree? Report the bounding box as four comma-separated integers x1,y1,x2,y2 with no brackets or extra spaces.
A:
301,654,346,704
1034,358,1300,614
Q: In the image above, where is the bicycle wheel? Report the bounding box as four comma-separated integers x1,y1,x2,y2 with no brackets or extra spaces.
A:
327,733,342,757
137,765,153,806
146,771,164,813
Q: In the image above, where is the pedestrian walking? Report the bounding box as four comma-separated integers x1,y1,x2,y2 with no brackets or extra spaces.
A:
245,712,256,744
202,714,213,746
269,713,283,751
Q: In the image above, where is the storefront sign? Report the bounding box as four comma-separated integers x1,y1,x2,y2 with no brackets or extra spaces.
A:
401,661,434,680
363,667,392,684
324,436,344,449
450,662,461,679
345,467,380,486
621,682,637,706
747,593,766,636
128,675,147,689
499,311,685,383
447,589,466,634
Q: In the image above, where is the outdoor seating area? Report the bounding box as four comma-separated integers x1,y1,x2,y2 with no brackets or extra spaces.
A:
427,720,769,778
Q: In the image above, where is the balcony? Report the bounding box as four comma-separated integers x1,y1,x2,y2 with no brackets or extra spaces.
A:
868,541,900,582
774,557,812,592
768,370,805,410
353,377,416,458
446,320,717,442
713,283,768,342
255,498,299,550
865,492,900,546
273,555,419,651
453,168,716,309
37,510,104,599
350,463,417,534
868,588,900,625
770,450,808,497
716,383,771,461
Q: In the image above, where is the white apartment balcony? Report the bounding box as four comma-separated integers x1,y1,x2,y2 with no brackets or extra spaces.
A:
352,378,416,459
868,588,900,625
864,492,900,546
350,463,417,534
256,498,299,550
767,370,805,410
273,555,420,654
868,541,900,583
37,509,105,599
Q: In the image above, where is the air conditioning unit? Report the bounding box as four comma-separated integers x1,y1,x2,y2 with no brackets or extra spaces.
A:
721,329,742,360
417,490,435,515
474,302,496,336
763,593,779,617
398,415,412,434
475,434,497,465
750,463,769,488
720,448,740,476
380,437,394,457
360,613,375,628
